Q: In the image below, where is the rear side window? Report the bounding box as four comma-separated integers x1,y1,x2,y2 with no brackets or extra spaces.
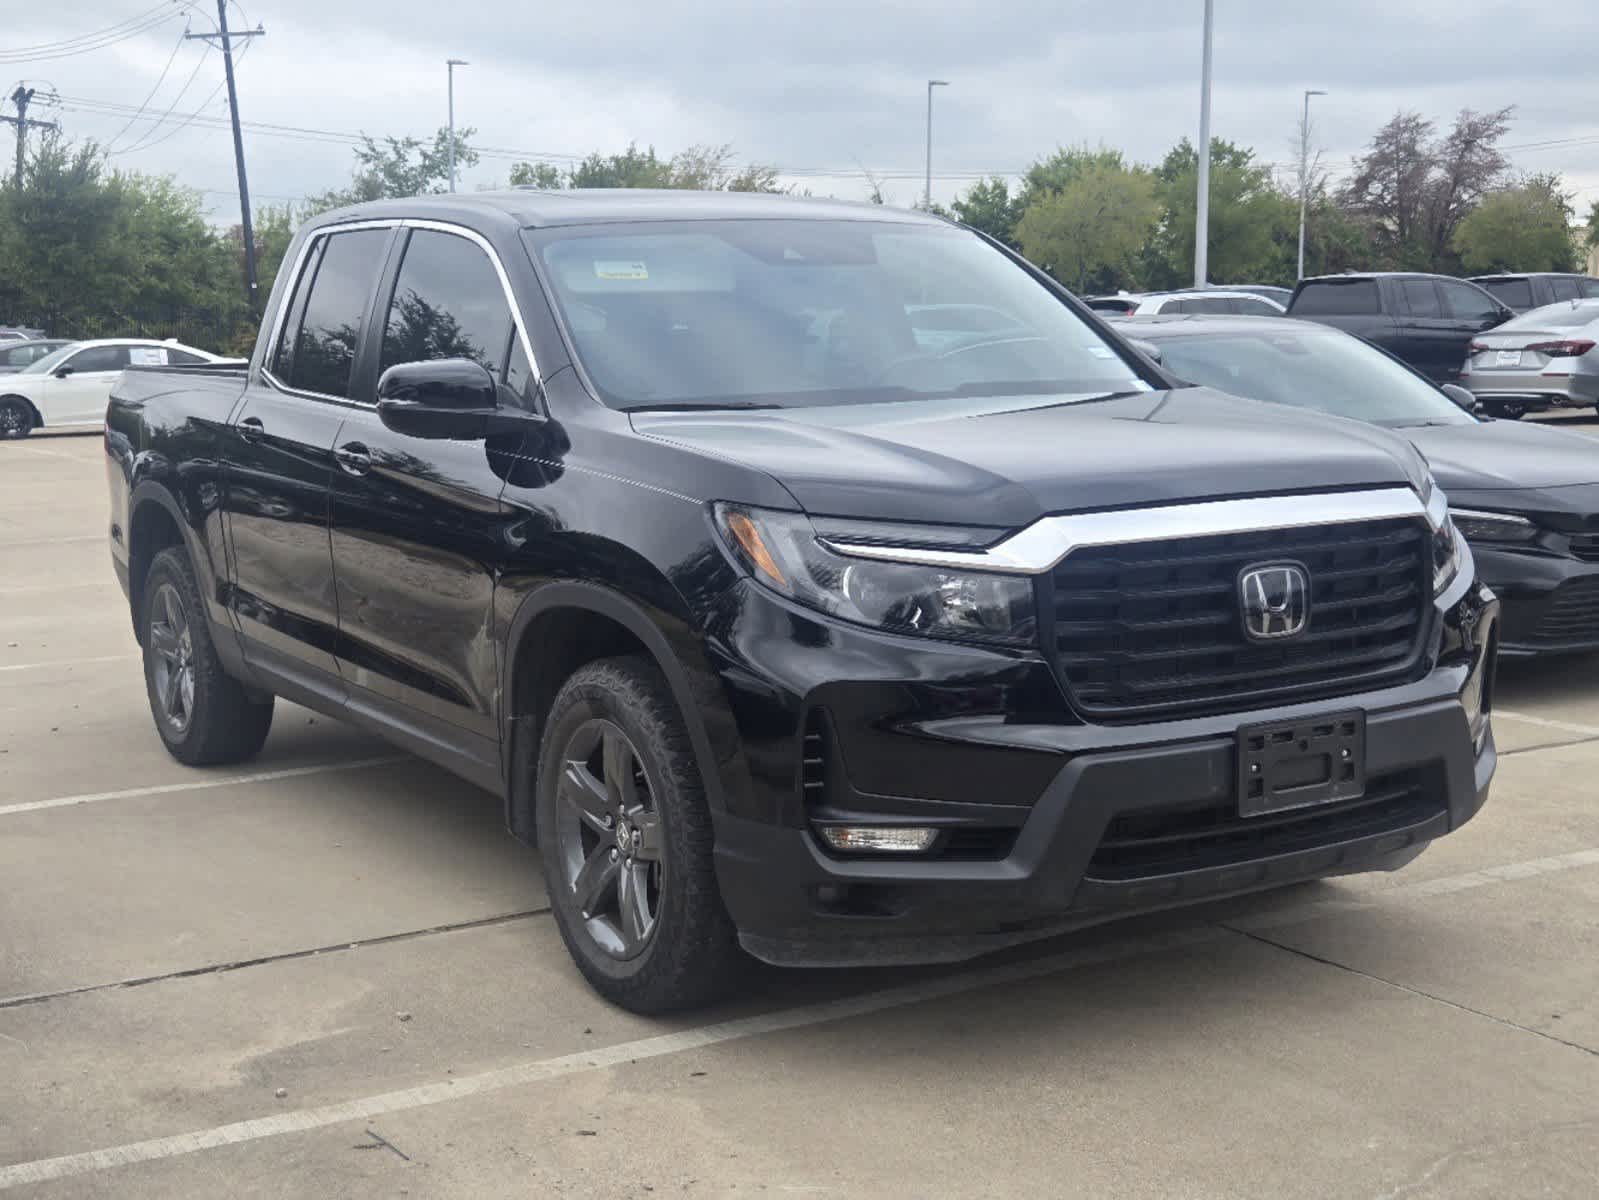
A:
1479,279,1532,308
1438,281,1499,321
66,345,132,372
1232,297,1281,316
1400,280,1441,317
379,229,515,379
1182,297,1234,314
1582,279,1599,299
1549,277,1582,302
167,349,206,365
1290,280,1379,315
280,229,392,398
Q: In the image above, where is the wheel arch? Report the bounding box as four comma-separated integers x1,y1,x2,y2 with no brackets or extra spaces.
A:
501,581,731,843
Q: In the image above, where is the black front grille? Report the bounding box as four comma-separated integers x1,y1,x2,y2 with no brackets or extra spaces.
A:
1532,577,1599,644
1086,771,1440,881
1568,533,1599,564
1049,518,1431,720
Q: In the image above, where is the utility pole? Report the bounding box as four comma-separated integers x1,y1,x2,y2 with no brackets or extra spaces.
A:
447,59,468,192
1194,0,1214,288
187,4,265,308
1297,89,1327,280
1,86,58,189
924,79,949,210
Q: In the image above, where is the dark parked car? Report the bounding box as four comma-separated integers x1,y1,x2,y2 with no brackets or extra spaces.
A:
105,192,1496,1012
1287,272,1513,391
0,338,71,374
1469,273,1599,314
1121,313,1599,656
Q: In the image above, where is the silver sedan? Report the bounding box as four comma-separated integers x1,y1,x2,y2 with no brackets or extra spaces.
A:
1459,298,1599,418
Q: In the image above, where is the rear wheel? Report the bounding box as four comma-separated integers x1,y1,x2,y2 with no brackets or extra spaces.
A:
141,547,274,765
0,397,34,439
536,655,742,1013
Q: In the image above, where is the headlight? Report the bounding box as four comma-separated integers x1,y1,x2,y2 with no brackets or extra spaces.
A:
1449,508,1538,544
714,504,1037,645
1432,513,1464,595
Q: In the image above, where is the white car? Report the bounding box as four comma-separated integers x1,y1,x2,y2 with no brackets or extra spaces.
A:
1126,290,1286,317
0,338,229,439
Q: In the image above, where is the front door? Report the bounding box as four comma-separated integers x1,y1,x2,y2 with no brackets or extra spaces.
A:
223,226,396,685
327,226,529,747
1437,280,1506,382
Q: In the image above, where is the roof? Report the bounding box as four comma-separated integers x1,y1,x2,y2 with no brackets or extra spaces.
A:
1111,314,1334,337
311,188,950,231
1140,289,1280,301
1469,272,1598,282
1297,271,1461,282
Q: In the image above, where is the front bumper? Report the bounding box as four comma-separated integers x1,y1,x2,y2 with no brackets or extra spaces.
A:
710,581,1499,968
1475,543,1599,655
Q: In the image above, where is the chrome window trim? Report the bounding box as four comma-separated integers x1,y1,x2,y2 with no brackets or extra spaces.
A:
820,487,1437,576
260,217,542,407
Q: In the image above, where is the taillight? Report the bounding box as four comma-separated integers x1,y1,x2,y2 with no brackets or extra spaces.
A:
1526,339,1596,357
1469,341,1490,352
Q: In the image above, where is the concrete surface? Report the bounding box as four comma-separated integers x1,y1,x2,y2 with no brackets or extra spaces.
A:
2,427,1597,1199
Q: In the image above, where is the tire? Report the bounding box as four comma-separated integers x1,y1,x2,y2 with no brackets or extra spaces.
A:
1490,400,1526,420
536,655,742,1013
0,397,34,440
141,546,274,765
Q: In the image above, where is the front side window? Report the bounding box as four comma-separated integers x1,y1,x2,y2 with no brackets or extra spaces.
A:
1400,280,1441,317
527,220,1150,410
1439,281,1497,321
1154,328,1471,427
66,345,132,373
380,230,515,378
282,229,391,398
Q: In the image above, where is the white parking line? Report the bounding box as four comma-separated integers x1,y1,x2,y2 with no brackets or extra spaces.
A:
1493,709,1599,740
0,756,406,817
0,534,104,547
2,845,1596,1191
0,654,136,673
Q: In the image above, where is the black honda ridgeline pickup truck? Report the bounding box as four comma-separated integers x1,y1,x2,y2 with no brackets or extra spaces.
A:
107,192,1498,1012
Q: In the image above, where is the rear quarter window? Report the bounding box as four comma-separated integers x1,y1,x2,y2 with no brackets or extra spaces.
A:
1480,279,1532,308
1290,281,1380,316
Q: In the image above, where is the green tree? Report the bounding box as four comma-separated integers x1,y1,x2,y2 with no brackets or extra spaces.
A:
1018,145,1129,211
951,176,1022,245
1454,176,1579,273
513,143,784,192
1143,138,1296,288
1582,198,1599,252
508,160,564,189
1014,160,1159,292
308,127,479,211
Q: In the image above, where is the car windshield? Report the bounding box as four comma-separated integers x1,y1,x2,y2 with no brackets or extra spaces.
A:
21,343,83,374
1149,326,1473,427
526,219,1151,410
1501,300,1599,332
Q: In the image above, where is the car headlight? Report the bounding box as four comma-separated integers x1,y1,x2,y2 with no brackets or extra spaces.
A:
713,504,1037,645
1449,508,1538,544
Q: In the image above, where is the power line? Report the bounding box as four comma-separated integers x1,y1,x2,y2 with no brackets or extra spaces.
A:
103,30,189,153
0,4,187,65
112,43,228,155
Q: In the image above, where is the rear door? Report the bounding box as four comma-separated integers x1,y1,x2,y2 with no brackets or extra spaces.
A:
223,225,397,685
327,225,530,755
43,343,132,424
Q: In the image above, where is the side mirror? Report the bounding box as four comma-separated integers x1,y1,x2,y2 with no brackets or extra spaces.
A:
1127,338,1163,365
53,364,75,378
1441,383,1479,413
376,358,500,440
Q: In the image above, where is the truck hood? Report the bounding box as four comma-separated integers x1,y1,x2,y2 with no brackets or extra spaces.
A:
1404,419,1599,492
631,388,1423,527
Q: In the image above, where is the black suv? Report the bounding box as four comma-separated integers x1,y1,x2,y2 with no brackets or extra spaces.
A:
1470,272,1599,313
1289,272,1513,384
106,193,1498,1012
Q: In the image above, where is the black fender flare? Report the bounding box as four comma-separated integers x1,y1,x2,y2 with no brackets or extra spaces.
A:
499,579,731,840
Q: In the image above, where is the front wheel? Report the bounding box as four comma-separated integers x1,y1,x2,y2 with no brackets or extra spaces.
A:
0,397,34,440
536,656,742,1013
1488,400,1527,420
141,547,274,765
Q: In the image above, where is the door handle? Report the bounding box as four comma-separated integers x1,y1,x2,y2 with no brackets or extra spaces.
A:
335,442,372,475
237,416,264,443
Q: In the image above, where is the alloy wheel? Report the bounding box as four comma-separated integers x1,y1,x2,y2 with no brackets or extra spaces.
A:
554,718,664,959
148,582,196,733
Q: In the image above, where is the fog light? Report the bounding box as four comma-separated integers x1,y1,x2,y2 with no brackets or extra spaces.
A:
817,825,938,854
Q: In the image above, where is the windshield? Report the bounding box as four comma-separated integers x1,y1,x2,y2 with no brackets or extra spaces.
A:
22,343,83,375
1149,326,1473,427
1502,300,1599,332
526,220,1152,409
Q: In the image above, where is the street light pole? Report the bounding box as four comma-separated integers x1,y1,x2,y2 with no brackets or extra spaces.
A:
447,58,468,192
1297,89,1327,280
1194,0,1214,288
925,79,949,210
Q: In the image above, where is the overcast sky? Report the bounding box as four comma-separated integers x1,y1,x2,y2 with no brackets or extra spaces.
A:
9,0,1599,222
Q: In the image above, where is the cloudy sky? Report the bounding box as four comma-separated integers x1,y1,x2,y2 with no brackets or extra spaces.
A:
8,0,1599,221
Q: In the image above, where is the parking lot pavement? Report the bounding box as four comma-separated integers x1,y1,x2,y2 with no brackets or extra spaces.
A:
3,432,1598,1199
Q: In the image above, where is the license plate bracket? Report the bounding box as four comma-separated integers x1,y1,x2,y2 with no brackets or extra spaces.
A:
1495,349,1523,367
1237,711,1366,817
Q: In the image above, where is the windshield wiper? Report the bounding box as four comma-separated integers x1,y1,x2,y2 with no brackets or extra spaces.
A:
621,400,783,413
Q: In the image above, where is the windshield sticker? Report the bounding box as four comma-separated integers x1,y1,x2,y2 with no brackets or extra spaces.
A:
594,260,650,281
128,347,167,366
